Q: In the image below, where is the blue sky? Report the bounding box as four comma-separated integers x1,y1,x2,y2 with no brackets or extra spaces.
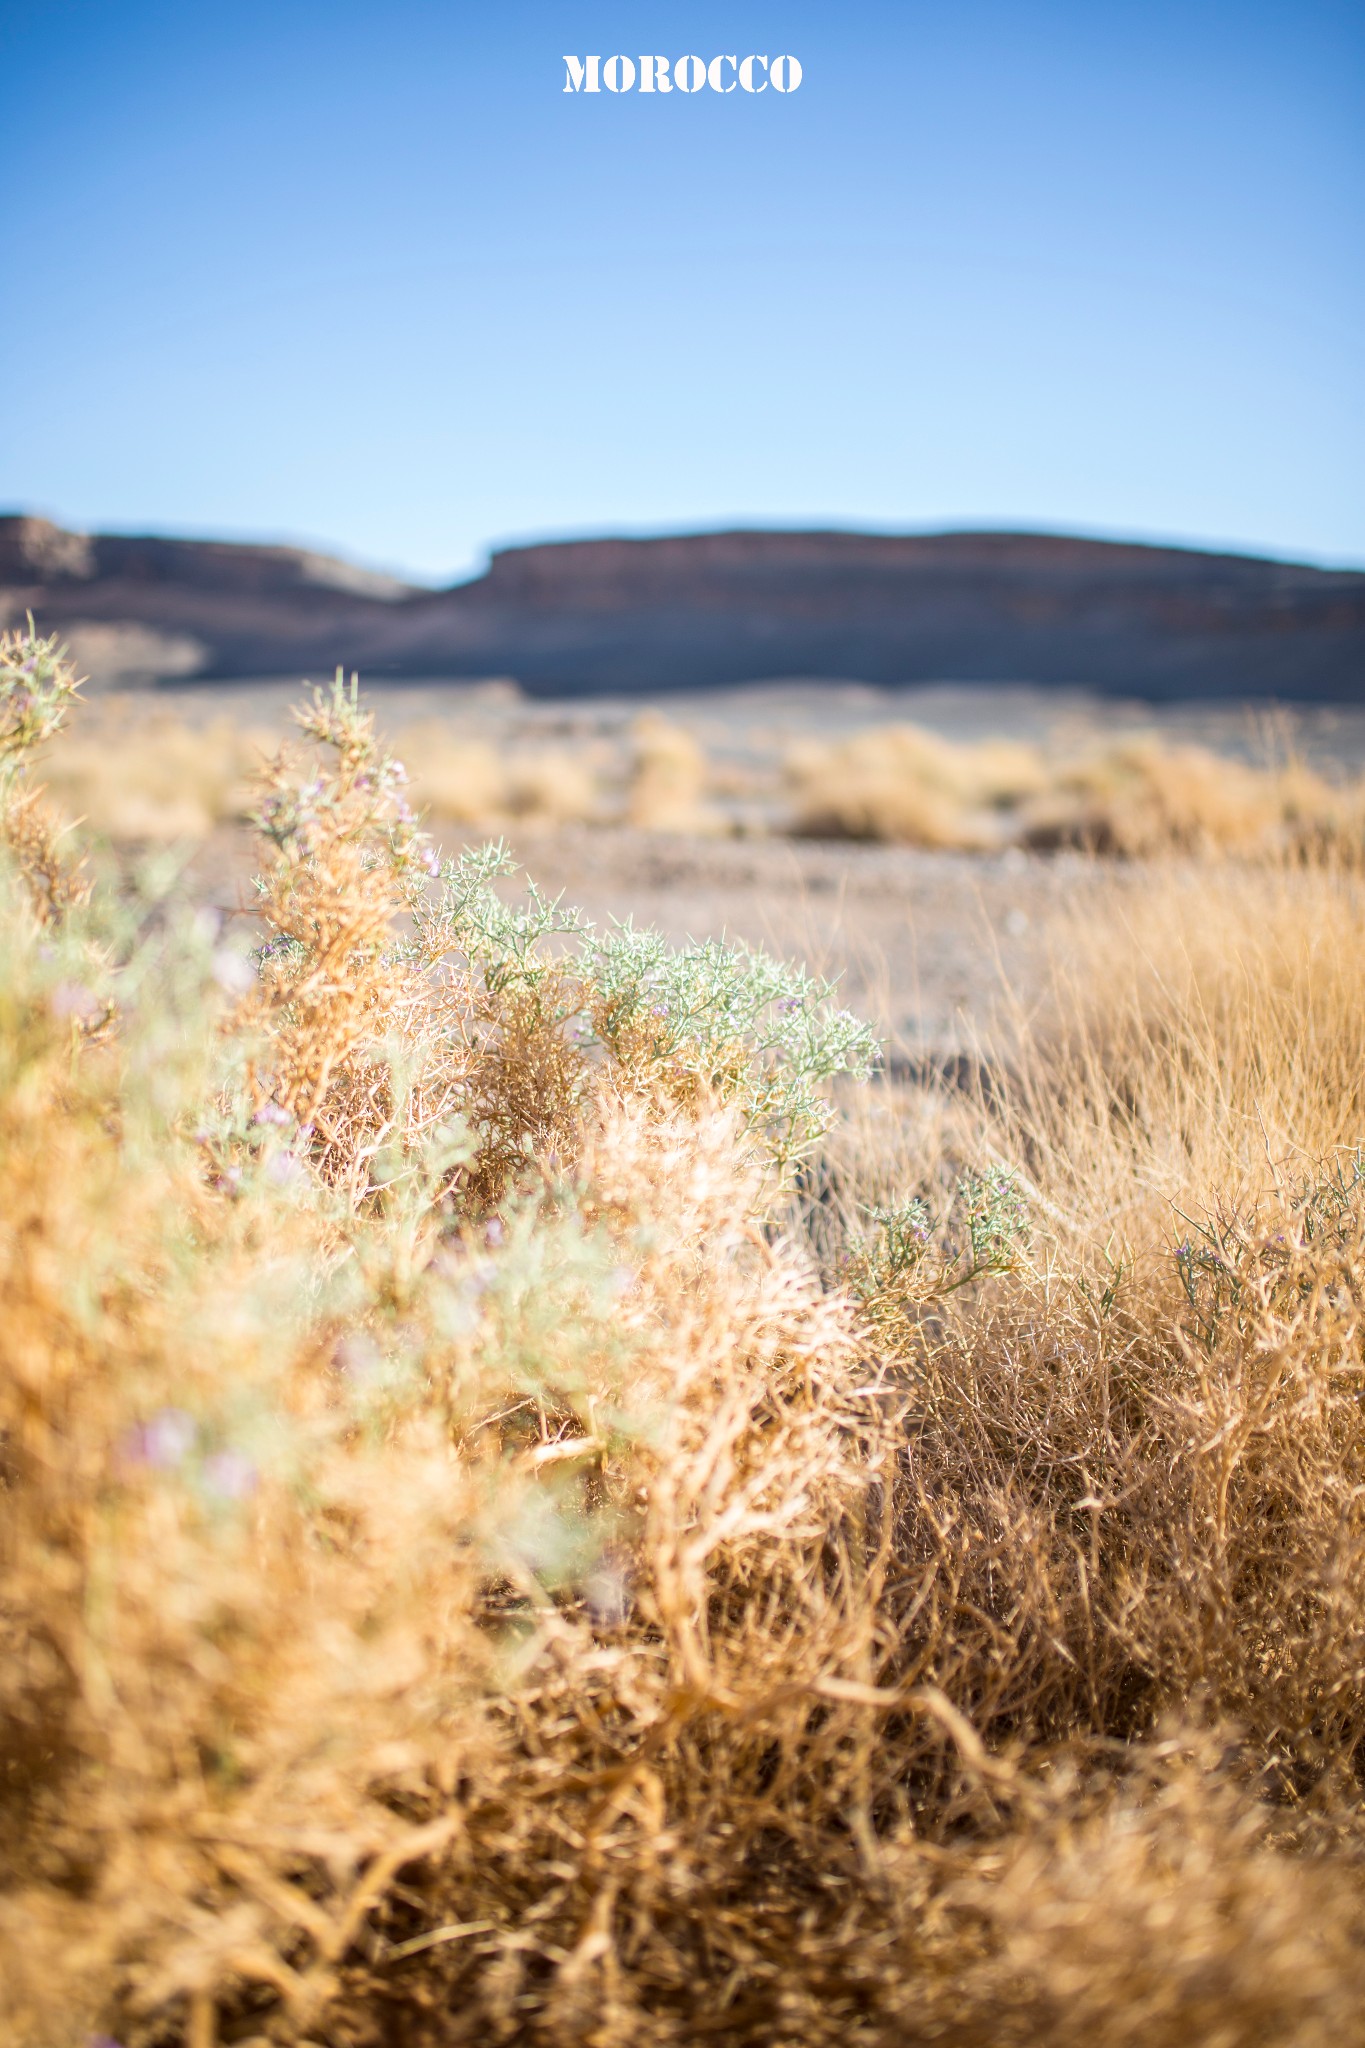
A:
2,1,1361,579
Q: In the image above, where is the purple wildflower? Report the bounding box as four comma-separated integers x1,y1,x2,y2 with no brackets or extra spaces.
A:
127,1407,197,1471
202,1449,258,1502
334,1333,382,1383
50,980,101,1022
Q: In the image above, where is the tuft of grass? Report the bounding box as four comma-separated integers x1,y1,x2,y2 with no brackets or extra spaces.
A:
33,699,277,842
788,722,1046,847
626,710,715,831
1019,734,1347,856
400,720,605,832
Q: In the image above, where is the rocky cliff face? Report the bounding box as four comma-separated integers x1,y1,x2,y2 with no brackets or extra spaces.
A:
3,514,1362,700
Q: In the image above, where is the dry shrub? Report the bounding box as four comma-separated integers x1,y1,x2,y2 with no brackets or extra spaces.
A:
0,781,90,925
400,721,601,832
789,719,1365,859
0,891,500,2044
30,702,607,848
936,1751,1365,2047
5,629,1365,2047
788,723,1038,847
505,748,600,828
33,704,277,842
626,712,713,832
825,852,1365,1820
1019,735,1345,856
1023,856,1365,1188
399,722,509,824
0,622,91,920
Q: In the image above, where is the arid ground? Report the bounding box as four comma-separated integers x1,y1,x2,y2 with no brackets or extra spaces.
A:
61,674,1365,1055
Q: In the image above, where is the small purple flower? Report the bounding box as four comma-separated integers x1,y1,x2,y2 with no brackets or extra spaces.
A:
265,1149,303,1187
133,1407,196,1470
333,1332,382,1383
202,1449,257,1502
252,1102,290,1127
485,1217,505,1248
50,980,101,1022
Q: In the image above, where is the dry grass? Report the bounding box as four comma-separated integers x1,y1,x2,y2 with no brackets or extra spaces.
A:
32,689,1365,865
625,712,716,832
789,720,1364,856
33,700,278,841
788,723,1046,847
3,628,1365,2046
34,701,718,845
401,721,603,832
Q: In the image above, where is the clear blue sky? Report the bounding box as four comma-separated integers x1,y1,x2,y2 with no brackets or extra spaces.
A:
2,1,1361,580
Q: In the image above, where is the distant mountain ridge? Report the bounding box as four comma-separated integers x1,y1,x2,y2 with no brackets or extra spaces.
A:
3,513,1363,700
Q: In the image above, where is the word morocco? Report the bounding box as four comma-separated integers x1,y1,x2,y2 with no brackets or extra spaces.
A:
563,55,802,95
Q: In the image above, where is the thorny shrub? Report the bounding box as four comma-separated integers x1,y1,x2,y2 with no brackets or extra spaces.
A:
0,620,90,925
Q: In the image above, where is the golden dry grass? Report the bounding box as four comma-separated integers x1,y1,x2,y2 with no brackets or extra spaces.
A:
3,631,1365,2047
30,701,720,846
624,712,716,832
788,720,1364,856
30,687,1365,866
788,723,1046,847
400,721,604,832
33,701,278,841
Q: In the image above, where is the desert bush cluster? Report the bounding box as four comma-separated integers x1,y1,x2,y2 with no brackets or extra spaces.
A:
30,698,718,846
787,721,1365,855
4,623,1365,2047
39,679,1365,862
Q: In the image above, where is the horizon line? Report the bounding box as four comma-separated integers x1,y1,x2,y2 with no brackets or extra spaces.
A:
6,506,1365,585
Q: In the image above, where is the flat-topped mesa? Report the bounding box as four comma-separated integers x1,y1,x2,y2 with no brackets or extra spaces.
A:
473,527,1357,615
480,526,1332,589
2,514,1362,699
